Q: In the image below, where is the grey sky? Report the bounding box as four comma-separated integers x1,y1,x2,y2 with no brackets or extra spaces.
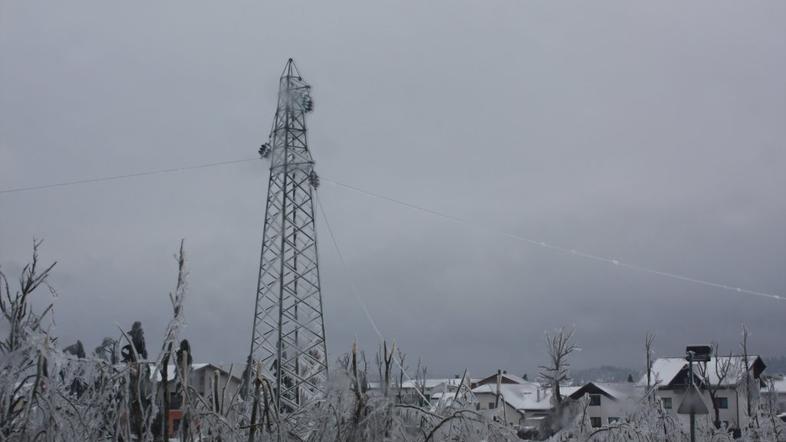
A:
1,1,784,378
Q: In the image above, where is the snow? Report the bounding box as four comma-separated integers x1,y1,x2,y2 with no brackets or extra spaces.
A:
471,382,553,411
638,358,686,387
639,356,760,387
475,372,529,386
400,378,476,390
763,376,786,393
588,382,641,400
559,386,581,397
149,363,212,382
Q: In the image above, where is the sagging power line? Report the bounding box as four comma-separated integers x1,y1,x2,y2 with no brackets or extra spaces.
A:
1,150,782,303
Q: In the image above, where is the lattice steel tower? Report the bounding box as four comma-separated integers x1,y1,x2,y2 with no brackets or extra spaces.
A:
246,59,327,412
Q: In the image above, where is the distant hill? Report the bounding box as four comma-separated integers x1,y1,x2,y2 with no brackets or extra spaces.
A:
570,366,640,384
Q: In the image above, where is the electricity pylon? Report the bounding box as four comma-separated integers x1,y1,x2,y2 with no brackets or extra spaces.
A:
245,59,327,413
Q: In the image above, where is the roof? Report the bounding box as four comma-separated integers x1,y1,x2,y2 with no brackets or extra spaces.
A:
471,382,554,411
568,382,641,401
762,376,786,394
475,372,530,387
148,363,232,382
560,386,581,397
639,356,765,388
400,377,477,390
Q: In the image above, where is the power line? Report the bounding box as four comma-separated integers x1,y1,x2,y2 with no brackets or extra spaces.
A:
315,192,432,404
0,157,262,195
1,156,781,302
319,177,785,303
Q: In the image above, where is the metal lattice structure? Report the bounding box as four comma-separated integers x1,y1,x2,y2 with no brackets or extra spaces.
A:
246,59,327,412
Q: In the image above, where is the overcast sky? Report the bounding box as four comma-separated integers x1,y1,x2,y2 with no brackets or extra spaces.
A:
1,1,784,378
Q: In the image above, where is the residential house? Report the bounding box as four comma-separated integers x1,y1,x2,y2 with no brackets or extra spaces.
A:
567,382,643,428
640,356,766,431
471,381,553,429
151,363,243,436
761,375,786,416
474,371,529,387
396,376,477,404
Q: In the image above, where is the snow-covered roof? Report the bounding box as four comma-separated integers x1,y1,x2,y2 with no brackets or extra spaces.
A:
762,377,786,394
639,356,764,387
471,382,554,411
638,358,686,387
148,363,224,382
596,382,641,399
560,386,581,397
475,372,529,386
400,377,476,390
569,382,641,401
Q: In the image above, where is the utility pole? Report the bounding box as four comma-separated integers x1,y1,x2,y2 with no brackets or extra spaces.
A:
244,59,327,414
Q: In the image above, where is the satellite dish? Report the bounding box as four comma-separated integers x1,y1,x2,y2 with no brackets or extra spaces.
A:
677,385,709,415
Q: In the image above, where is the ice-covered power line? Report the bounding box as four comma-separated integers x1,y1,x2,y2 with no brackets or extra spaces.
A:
319,178,784,303
1,156,781,302
315,192,432,405
0,157,261,194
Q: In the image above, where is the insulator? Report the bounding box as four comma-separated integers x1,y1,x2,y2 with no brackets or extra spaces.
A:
258,143,271,158
309,171,320,188
303,97,314,113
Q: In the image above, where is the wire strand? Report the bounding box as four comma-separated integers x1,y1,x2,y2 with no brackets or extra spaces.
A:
319,177,784,303
0,157,262,195
1,156,781,302
315,191,432,403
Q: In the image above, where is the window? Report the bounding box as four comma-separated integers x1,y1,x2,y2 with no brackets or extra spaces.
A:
590,417,602,428
715,397,729,409
662,397,672,410
589,394,601,406
608,417,620,424
488,402,496,409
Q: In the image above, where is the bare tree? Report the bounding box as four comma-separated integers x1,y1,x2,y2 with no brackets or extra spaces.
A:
645,332,656,392
0,240,56,439
0,239,56,354
376,340,395,398
697,343,734,428
539,326,577,407
740,324,753,418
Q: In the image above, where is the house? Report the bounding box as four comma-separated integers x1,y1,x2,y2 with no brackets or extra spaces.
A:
395,376,477,404
150,363,243,436
567,382,643,428
471,381,553,429
640,355,766,431
468,370,585,431
474,371,529,387
469,371,577,431
761,375,786,415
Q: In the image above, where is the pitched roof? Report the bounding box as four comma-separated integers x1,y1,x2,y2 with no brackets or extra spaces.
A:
471,382,554,411
475,372,529,386
148,363,233,382
400,377,477,389
639,356,765,387
568,382,642,401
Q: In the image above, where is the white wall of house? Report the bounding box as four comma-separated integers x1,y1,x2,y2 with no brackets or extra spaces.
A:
655,386,750,430
579,393,630,428
473,391,525,427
